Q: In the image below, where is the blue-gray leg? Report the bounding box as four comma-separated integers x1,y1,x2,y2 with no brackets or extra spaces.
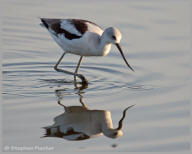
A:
54,52,88,84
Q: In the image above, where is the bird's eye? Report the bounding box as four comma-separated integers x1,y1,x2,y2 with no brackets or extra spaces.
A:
112,35,116,40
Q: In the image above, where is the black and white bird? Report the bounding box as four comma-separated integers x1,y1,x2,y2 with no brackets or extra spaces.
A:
43,94,135,141
40,18,134,84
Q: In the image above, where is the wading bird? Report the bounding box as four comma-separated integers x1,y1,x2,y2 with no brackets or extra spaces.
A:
43,93,135,140
40,18,134,84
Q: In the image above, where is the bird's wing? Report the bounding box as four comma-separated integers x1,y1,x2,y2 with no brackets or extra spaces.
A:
40,18,103,40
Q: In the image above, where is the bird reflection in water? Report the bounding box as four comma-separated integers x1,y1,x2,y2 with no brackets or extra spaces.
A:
43,85,134,141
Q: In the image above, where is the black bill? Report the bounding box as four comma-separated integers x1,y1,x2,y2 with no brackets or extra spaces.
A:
116,43,134,72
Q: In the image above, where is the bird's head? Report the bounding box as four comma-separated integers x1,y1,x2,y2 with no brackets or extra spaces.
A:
102,105,135,139
105,27,122,44
104,27,134,71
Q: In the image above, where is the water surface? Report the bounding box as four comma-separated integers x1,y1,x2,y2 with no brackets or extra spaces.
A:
2,0,191,152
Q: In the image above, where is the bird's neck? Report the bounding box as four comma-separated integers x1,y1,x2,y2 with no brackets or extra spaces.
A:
101,111,114,130
101,112,117,137
97,33,111,56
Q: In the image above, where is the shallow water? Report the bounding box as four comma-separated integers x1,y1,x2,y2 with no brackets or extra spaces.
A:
2,0,191,152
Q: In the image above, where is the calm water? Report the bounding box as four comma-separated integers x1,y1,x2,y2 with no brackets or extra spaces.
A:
2,0,191,152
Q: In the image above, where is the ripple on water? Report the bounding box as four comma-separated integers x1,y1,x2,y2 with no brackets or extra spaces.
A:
3,61,155,98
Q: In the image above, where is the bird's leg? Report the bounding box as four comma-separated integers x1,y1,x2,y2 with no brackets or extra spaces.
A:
54,53,88,84
58,100,66,108
55,89,67,110
54,52,69,73
74,56,84,83
79,94,88,109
